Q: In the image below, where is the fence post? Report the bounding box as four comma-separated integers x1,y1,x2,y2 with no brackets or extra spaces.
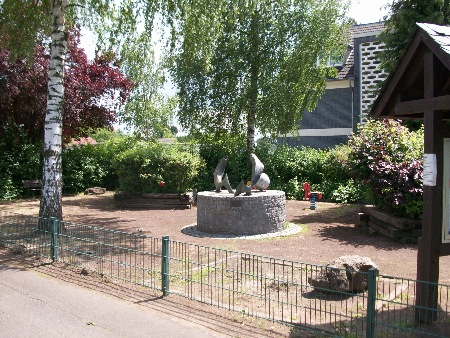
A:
366,267,378,338
51,217,59,261
161,236,170,296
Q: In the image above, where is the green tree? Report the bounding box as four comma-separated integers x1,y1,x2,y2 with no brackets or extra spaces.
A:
379,0,450,73
165,0,350,152
170,125,179,136
117,32,176,140
0,0,350,218
0,0,158,219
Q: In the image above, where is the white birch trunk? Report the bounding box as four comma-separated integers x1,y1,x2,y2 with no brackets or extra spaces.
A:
39,0,67,220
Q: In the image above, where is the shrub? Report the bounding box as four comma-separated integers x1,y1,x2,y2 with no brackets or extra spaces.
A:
113,141,204,193
348,119,423,176
348,119,423,218
62,131,138,193
330,179,369,204
256,141,328,190
256,139,356,201
318,144,355,200
0,172,20,200
368,159,423,217
187,136,355,200
276,177,304,200
0,124,42,199
62,144,107,193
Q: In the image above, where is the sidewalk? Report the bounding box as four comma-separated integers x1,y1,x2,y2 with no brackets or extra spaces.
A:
0,264,221,338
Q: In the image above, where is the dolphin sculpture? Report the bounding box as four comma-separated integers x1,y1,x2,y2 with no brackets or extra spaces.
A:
234,153,270,196
214,157,234,193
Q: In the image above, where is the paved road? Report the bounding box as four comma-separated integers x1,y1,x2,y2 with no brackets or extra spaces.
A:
0,265,220,338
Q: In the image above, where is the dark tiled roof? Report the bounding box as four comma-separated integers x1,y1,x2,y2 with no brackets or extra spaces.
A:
351,22,385,37
336,22,385,79
336,49,354,79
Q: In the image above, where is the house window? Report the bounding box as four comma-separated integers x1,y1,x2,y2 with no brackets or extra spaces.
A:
316,51,344,68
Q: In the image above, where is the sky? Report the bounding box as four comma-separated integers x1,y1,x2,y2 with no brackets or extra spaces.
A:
349,0,390,24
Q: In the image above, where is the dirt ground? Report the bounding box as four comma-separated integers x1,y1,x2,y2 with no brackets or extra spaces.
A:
2,191,449,284
2,192,450,337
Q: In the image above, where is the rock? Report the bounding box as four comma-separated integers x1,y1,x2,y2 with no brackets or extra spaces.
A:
10,244,27,255
84,187,106,195
308,255,378,293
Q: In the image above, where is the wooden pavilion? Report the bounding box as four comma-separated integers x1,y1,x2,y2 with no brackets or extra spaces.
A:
370,22,450,323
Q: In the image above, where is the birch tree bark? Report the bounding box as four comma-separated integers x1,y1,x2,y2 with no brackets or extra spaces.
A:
39,0,67,220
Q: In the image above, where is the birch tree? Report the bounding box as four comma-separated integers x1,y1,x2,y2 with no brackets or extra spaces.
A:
164,0,350,152
0,0,157,220
117,33,176,140
40,0,66,219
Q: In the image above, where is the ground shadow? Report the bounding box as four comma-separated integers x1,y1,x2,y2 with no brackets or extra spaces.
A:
290,203,416,252
0,249,291,338
62,194,117,212
302,289,356,301
314,223,416,251
287,299,450,337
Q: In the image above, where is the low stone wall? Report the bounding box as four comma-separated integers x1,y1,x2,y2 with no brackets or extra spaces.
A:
197,190,286,235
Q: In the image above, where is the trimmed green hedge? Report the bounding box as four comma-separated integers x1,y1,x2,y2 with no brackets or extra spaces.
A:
62,133,138,193
113,141,204,193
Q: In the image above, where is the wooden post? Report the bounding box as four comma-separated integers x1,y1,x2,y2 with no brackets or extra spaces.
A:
415,51,442,324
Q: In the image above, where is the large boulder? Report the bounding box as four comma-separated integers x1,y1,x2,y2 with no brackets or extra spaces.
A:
308,255,378,293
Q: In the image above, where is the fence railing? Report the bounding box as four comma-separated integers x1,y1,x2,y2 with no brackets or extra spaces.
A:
1,210,449,337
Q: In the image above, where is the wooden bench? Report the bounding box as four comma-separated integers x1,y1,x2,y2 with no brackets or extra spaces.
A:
22,180,42,197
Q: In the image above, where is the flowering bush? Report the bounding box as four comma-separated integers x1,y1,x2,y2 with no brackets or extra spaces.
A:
368,160,423,216
348,119,423,218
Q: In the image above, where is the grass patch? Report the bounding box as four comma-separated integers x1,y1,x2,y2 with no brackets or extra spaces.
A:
297,222,310,235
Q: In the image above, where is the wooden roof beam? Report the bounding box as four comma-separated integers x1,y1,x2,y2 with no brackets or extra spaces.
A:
395,95,450,116
371,32,425,117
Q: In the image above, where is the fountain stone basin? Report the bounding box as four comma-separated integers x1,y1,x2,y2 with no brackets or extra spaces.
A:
196,190,286,235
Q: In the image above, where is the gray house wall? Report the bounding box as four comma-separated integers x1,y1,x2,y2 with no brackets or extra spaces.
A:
279,86,353,149
277,22,386,150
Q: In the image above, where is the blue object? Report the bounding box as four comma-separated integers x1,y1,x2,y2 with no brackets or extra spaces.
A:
310,193,317,210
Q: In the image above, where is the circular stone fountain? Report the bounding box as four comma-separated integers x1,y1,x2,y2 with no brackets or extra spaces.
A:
196,190,286,235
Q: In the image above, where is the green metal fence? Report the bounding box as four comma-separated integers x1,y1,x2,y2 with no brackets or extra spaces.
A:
1,210,449,337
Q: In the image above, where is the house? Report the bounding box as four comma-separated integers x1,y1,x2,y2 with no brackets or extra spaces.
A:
278,22,387,149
